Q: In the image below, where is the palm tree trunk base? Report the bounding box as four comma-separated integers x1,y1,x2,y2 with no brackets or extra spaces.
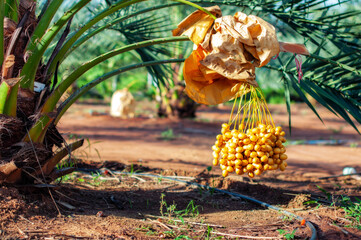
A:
0,114,25,148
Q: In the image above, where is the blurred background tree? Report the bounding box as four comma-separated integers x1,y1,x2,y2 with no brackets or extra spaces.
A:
46,0,361,125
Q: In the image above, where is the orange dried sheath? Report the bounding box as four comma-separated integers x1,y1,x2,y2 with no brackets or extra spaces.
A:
173,6,280,105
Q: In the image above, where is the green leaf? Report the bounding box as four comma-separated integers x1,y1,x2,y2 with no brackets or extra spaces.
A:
55,58,185,124
0,78,19,117
282,75,292,135
42,36,188,114
4,0,18,22
289,75,324,124
20,0,90,89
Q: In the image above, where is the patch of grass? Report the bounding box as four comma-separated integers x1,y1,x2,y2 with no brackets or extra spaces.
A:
277,229,297,239
136,226,158,236
163,230,176,238
56,172,77,182
350,142,359,148
205,225,213,239
160,128,179,141
339,196,361,229
88,172,105,186
160,194,201,221
280,214,295,222
316,185,332,201
327,126,344,134
303,200,322,209
67,134,102,162
314,185,361,229
157,175,163,184
174,235,192,240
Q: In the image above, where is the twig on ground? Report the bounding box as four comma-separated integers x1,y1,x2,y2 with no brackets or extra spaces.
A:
144,214,224,228
336,217,353,223
147,218,172,231
130,175,146,182
229,223,285,230
44,233,89,239
80,175,121,181
210,231,281,239
19,215,34,225
22,230,89,239
56,200,76,210
329,222,350,235
159,183,179,190
22,230,47,233
16,226,26,236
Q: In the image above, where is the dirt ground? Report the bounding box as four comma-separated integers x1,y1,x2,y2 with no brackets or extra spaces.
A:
1,101,361,239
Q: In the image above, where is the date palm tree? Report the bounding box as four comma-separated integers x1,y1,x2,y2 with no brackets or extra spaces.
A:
0,0,360,185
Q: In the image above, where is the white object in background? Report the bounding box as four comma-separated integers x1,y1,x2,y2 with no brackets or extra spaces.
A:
110,88,136,118
342,167,357,175
34,81,46,93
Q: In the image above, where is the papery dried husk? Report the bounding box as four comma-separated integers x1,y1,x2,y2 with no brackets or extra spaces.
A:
183,46,244,105
232,12,280,67
174,7,280,105
200,31,257,83
172,6,221,45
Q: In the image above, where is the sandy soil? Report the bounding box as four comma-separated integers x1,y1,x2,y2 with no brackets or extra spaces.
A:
1,102,361,239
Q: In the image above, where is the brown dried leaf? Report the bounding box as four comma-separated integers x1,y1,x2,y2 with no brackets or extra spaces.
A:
279,42,310,56
177,7,308,106
3,55,15,69
172,6,221,45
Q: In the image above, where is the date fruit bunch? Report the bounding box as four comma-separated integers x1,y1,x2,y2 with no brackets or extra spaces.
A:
211,85,288,178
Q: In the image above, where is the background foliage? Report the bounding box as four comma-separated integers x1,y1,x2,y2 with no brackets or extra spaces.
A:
35,0,360,129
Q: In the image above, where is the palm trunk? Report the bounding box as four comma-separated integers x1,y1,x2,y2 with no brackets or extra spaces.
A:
0,0,82,184
157,56,198,118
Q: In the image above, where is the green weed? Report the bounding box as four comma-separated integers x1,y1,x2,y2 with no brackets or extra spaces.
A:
159,194,201,221
87,172,105,186
350,142,359,148
174,235,192,240
277,229,297,240
303,200,322,209
136,226,158,236
205,225,213,239
157,175,163,184
314,185,361,229
163,230,176,238
316,185,332,201
339,196,361,229
160,128,179,140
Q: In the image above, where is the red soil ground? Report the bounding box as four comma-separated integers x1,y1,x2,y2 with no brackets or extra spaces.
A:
1,101,360,239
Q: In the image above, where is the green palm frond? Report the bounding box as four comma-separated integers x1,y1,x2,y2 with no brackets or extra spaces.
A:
104,1,177,88
202,0,361,132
